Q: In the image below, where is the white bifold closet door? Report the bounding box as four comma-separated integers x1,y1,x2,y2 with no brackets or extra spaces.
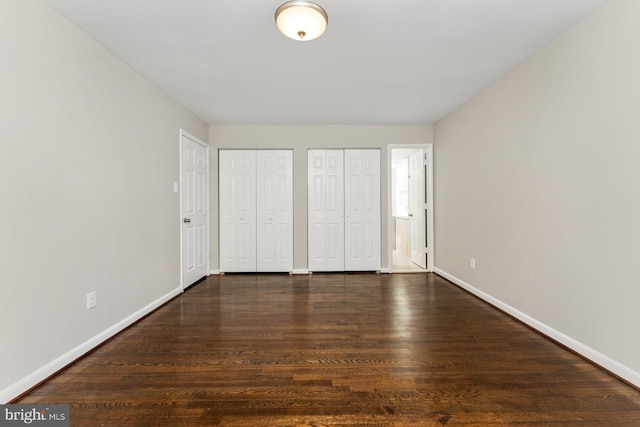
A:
344,149,381,271
308,149,380,272
219,150,256,272
219,150,292,272
308,150,345,271
256,150,293,272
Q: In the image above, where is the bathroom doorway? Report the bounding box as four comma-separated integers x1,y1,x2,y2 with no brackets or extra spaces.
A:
389,145,433,272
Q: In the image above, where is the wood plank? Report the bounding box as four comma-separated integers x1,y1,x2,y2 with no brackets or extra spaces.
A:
17,273,640,426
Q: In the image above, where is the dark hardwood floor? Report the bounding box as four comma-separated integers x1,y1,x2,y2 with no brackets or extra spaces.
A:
18,273,640,426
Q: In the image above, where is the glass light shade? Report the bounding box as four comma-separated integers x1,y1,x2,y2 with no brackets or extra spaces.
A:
275,1,328,41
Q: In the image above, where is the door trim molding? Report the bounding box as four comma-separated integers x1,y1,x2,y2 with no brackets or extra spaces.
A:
179,129,210,290
387,144,434,273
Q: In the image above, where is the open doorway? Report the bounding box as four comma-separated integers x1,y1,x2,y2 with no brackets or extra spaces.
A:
388,145,433,273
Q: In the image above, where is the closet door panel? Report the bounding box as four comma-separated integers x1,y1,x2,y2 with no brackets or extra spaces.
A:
345,149,380,271
219,150,257,272
361,149,381,270
344,150,364,270
308,150,327,271
325,150,345,271
257,150,293,272
308,150,344,271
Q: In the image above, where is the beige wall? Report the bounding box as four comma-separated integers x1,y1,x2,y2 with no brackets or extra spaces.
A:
0,1,208,401
209,125,433,271
434,0,640,384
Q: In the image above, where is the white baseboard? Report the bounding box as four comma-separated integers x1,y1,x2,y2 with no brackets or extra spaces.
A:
291,269,310,275
434,268,640,388
209,269,221,275
380,267,392,274
1,287,183,404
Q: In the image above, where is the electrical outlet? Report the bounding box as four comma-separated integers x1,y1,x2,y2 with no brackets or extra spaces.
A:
470,258,476,269
87,291,96,310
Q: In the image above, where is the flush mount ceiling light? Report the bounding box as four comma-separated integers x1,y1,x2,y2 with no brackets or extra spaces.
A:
275,0,328,41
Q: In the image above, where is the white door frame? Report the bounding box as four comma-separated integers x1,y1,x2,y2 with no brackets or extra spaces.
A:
179,129,210,290
386,144,434,273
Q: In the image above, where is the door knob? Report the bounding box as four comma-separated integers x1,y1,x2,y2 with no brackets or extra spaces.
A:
408,214,413,217
183,218,191,223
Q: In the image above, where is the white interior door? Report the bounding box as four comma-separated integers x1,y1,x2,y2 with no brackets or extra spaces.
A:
181,133,209,288
345,149,380,271
257,150,293,272
308,150,344,271
409,149,427,268
219,150,257,272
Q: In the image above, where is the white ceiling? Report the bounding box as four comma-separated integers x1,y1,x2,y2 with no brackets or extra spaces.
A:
47,0,608,125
